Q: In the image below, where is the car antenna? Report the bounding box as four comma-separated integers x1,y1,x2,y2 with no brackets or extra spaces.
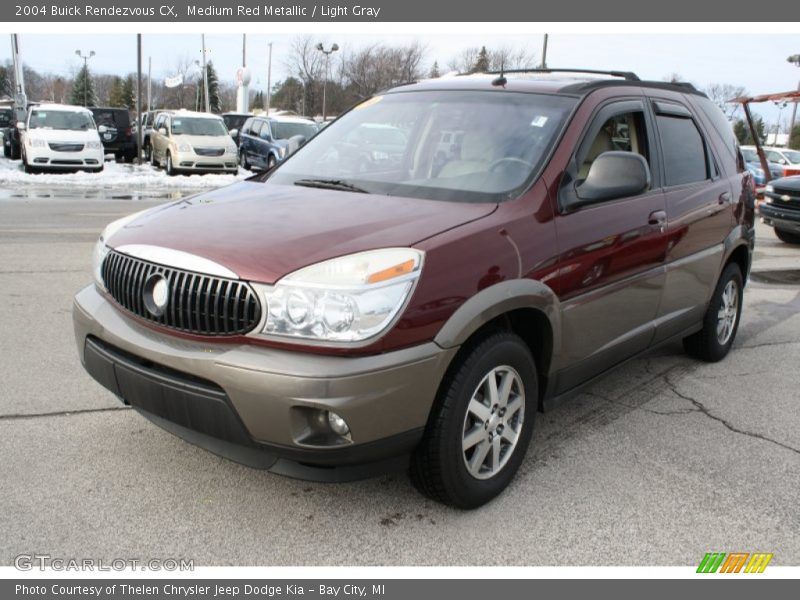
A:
492,60,507,87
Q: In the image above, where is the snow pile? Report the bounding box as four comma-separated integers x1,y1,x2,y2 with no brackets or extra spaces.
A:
0,157,251,190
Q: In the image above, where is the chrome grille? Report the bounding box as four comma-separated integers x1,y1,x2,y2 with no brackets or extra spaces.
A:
194,146,225,157
102,250,261,336
766,187,800,211
49,143,84,152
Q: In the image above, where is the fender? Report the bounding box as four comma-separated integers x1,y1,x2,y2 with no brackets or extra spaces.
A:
433,278,562,374
722,223,755,281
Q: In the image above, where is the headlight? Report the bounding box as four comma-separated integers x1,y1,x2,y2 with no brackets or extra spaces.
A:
28,138,45,147
278,146,287,158
765,185,774,193
259,248,423,343
86,141,102,150
92,210,150,291
177,143,192,152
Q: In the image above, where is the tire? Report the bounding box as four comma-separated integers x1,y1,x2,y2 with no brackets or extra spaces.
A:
165,152,176,176
3,143,10,158
22,150,37,174
150,147,158,168
267,155,277,170
411,331,538,509
774,228,800,245
683,262,743,362
114,152,123,163
239,150,249,170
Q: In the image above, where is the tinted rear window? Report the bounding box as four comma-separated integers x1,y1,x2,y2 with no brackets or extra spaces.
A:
0,109,11,126
657,115,709,186
92,110,130,128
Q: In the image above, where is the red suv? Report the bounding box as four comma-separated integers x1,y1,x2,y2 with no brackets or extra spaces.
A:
74,70,755,508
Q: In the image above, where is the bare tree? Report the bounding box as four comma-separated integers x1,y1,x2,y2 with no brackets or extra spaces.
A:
704,83,747,118
343,42,426,99
447,45,536,73
163,54,199,109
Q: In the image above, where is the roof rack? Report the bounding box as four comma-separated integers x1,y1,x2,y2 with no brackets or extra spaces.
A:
470,68,641,81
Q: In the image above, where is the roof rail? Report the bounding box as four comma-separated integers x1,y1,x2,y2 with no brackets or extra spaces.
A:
469,67,641,81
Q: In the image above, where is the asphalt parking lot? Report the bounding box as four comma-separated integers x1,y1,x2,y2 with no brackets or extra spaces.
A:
1,185,798,567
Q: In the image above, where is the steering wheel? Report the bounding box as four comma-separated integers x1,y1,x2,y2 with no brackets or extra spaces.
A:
488,157,535,172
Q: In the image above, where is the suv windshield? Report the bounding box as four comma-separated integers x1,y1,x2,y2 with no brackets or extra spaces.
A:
171,117,228,136
271,121,319,140
29,109,95,131
267,90,576,202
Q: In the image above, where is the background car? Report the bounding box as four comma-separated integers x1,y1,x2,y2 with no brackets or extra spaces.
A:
741,146,784,186
222,111,252,146
90,107,136,163
761,176,800,244
149,110,238,175
237,115,318,170
763,146,800,177
0,105,12,156
20,103,104,173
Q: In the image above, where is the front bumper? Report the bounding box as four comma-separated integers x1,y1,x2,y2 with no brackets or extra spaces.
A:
73,285,456,480
760,202,800,234
173,149,238,172
26,145,104,169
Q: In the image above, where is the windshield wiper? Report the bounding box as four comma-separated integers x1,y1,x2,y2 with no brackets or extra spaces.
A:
293,178,369,194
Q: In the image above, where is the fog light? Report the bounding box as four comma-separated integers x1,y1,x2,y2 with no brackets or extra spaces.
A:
327,411,350,436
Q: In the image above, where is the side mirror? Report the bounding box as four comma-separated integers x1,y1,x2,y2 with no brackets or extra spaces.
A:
16,122,26,131
229,129,238,138
158,127,167,136
98,125,108,134
573,151,651,206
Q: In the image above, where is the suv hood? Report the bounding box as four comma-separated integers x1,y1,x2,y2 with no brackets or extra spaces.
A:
107,181,497,283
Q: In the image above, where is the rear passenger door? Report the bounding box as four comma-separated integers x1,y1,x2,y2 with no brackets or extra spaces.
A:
650,98,734,343
239,118,253,164
554,99,668,392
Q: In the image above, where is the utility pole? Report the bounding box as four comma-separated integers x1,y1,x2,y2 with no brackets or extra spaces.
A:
147,56,152,112
540,34,548,69
315,42,339,121
201,34,210,113
74,49,95,106
788,54,800,148
136,35,143,163
266,42,273,114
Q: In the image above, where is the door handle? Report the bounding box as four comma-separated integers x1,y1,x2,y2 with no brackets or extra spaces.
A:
648,210,667,227
718,191,732,205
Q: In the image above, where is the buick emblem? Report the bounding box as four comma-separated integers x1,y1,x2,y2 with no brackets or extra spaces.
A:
144,273,169,317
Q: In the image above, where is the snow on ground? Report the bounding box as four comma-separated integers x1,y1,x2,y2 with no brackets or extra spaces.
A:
0,157,251,190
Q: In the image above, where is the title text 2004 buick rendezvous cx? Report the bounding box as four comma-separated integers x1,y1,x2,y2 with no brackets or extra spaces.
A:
74,69,756,508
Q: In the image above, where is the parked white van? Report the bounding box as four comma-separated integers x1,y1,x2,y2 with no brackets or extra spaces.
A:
20,103,105,173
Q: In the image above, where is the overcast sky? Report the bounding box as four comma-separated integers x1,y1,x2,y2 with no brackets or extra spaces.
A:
4,33,798,123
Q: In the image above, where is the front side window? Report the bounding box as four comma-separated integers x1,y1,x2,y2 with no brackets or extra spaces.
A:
29,110,95,131
170,117,228,137
267,90,576,203
656,115,709,186
578,110,650,180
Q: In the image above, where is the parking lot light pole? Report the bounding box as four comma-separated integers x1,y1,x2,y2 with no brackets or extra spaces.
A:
315,42,339,121
788,54,800,148
74,49,95,107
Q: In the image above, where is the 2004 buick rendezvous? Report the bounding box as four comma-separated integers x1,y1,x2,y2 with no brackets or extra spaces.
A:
74,70,755,508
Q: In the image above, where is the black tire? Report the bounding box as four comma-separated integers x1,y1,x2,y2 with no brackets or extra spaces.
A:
683,262,743,362
22,150,37,174
267,155,277,170
150,147,158,168
3,143,10,158
411,331,538,509
239,151,249,170
774,228,800,245
165,152,176,176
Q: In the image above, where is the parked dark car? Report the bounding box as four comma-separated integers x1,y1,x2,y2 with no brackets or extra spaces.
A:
74,70,755,508
238,115,318,170
90,107,136,162
0,106,12,156
761,176,800,244
222,112,252,146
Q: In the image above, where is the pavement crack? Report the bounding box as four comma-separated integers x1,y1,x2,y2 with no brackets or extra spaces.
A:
663,373,800,457
737,340,800,350
0,406,131,421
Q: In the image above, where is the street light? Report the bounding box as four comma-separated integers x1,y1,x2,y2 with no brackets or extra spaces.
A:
773,100,788,146
787,54,800,148
74,49,95,107
315,42,339,121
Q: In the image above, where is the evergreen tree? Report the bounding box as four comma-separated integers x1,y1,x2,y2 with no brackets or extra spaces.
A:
0,65,11,98
473,47,490,73
197,61,221,113
69,64,97,107
429,61,440,78
790,124,800,150
121,74,136,109
108,76,126,107
733,118,765,145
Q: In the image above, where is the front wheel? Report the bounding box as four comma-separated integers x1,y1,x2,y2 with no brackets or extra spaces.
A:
411,331,537,509
774,228,800,245
239,151,249,170
165,152,176,176
267,155,277,170
683,262,743,362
